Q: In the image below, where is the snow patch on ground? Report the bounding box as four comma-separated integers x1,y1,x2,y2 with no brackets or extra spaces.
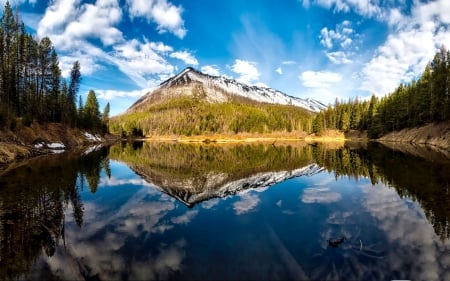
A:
84,132,102,142
33,143,44,148
47,143,65,149
47,143,66,154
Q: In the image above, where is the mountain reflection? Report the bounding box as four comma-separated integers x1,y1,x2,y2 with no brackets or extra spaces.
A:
110,141,450,241
1,141,450,280
109,142,320,207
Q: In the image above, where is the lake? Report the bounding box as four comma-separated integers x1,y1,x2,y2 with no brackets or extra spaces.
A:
1,141,450,280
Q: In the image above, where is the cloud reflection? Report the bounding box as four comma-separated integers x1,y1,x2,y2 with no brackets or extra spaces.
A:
312,182,450,280
201,198,220,209
36,179,195,280
171,210,199,225
129,239,187,280
233,192,260,215
362,183,450,281
301,187,342,203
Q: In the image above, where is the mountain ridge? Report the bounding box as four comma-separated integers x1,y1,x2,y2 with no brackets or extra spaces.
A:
128,67,326,113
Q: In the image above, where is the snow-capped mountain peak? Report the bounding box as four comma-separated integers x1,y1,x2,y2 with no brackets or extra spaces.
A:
129,67,326,113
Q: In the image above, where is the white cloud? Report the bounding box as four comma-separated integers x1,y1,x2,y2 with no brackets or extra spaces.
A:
303,0,383,18
59,52,101,77
35,0,193,90
300,70,342,88
149,41,174,53
319,22,354,50
299,71,345,104
319,27,334,49
37,0,80,45
113,39,175,76
325,51,353,64
95,88,154,101
360,0,450,96
201,65,220,76
38,0,123,49
276,67,283,75
231,59,260,85
340,38,352,48
282,60,296,65
169,51,198,66
126,0,186,38
306,0,450,99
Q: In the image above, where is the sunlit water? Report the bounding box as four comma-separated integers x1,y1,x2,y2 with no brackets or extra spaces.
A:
1,142,450,280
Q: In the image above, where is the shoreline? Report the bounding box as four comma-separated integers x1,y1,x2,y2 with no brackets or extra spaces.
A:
142,130,350,143
376,121,450,151
0,122,119,169
2,121,449,169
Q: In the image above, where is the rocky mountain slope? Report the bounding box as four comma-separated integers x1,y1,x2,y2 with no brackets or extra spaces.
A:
128,67,326,113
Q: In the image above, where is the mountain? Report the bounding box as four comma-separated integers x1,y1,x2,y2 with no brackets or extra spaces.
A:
112,67,326,136
128,67,326,113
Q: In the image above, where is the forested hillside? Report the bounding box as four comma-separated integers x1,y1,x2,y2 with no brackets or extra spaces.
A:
312,46,450,138
0,1,108,133
110,96,314,137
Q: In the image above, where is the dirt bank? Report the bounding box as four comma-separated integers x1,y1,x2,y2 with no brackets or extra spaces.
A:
0,122,116,168
377,121,450,151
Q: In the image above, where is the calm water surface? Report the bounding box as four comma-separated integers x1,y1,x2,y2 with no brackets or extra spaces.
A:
1,142,450,280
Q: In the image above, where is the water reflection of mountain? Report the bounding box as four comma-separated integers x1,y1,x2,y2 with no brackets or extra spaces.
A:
111,141,450,241
0,147,110,280
0,140,449,280
109,142,322,207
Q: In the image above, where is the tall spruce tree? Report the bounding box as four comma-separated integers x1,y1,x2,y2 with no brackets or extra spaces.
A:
67,61,81,126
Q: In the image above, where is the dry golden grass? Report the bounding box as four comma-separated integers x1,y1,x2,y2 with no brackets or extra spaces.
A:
0,142,30,167
145,131,310,143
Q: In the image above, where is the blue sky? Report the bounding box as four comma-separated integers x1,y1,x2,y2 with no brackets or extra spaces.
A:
6,0,450,115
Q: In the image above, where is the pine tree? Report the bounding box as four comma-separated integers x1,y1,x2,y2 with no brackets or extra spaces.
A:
67,61,81,126
101,102,110,133
84,90,100,130
0,2,88,128
49,49,61,122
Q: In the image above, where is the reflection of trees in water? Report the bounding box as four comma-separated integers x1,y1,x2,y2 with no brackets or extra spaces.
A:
313,142,450,241
2,141,449,278
0,147,110,280
110,141,450,241
110,141,315,181
109,142,316,206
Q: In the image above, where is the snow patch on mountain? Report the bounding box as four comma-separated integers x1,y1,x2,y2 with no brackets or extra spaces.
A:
131,67,326,113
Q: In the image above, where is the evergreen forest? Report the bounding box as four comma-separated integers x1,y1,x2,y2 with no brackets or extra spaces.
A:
0,1,108,133
110,96,314,137
312,46,450,138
